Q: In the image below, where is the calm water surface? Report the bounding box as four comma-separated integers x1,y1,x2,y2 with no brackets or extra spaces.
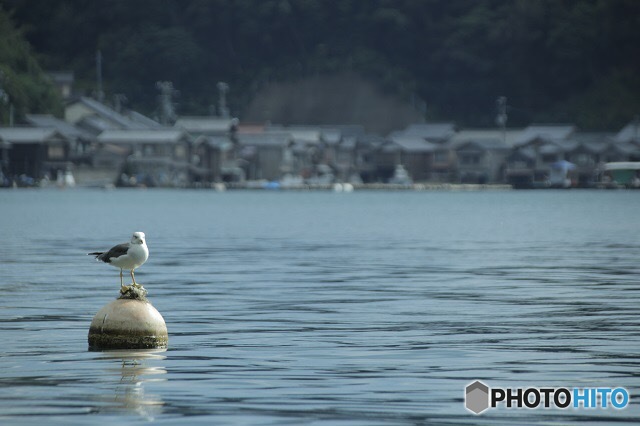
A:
0,189,639,425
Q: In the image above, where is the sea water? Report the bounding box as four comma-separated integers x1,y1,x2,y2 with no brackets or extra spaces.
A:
0,189,639,424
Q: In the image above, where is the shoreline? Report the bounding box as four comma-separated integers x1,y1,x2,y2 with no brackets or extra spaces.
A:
221,182,514,191
5,181,639,191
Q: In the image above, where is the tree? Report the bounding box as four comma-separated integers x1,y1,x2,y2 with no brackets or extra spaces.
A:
0,7,61,124
2,0,639,130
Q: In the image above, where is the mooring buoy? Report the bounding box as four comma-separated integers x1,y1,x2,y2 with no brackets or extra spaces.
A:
88,285,168,350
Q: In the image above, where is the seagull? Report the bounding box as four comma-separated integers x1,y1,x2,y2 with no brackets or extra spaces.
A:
89,232,149,289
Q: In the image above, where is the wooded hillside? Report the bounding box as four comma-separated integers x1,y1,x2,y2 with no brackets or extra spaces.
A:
2,0,639,130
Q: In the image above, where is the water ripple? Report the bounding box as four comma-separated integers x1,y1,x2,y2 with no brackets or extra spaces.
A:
1,190,640,424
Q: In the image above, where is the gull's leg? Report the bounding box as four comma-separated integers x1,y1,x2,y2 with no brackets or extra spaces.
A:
120,269,124,287
131,269,137,287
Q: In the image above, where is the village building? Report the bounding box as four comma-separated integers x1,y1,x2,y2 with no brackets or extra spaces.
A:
0,127,72,183
47,71,75,100
504,124,577,187
175,116,240,183
613,120,640,145
96,129,192,186
190,135,235,183
334,135,359,182
400,122,457,143
236,132,292,181
352,133,385,183
174,116,237,137
382,122,457,182
65,96,160,135
382,134,436,182
563,133,613,186
4,91,640,188
266,125,341,182
450,130,519,184
26,114,94,165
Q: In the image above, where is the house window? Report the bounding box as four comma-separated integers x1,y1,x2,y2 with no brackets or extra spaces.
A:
511,160,529,169
574,153,592,166
542,154,557,163
460,153,481,165
434,151,448,163
48,145,64,159
175,145,186,159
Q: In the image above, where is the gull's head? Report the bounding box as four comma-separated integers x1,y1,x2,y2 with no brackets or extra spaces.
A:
131,232,146,245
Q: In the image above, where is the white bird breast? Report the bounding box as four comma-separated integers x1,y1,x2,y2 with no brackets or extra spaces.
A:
110,243,149,270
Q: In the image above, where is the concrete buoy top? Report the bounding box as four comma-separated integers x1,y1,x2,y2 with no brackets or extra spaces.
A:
88,285,168,350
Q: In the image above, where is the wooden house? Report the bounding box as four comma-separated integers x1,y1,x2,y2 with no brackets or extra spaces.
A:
335,136,357,182
0,127,71,181
267,125,334,180
47,71,74,100
191,135,235,183
613,120,640,145
382,134,436,182
96,129,191,160
352,133,385,183
451,130,517,183
400,123,456,143
390,122,457,182
65,97,159,135
95,129,192,186
174,116,236,136
236,132,292,181
563,133,613,186
26,114,94,164
174,117,241,182
505,125,576,187
326,125,365,182
599,120,640,162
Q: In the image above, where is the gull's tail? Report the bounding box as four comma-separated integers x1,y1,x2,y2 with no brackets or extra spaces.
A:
88,252,104,259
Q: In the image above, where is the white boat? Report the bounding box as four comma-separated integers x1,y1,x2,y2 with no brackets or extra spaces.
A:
389,164,413,185
602,162,640,188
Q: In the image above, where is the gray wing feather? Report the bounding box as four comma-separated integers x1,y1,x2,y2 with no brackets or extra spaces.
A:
92,243,129,263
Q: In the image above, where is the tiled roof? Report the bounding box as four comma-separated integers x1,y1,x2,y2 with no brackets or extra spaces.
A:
614,121,640,143
174,117,234,134
389,135,437,153
26,114,93,140
0,127,66,144
128,111,163,129
97,129,189,144
75,97,150,130
515,124,575,146
239,132,291,147
401,123,456,140
450,129,520,149
69,97,160,130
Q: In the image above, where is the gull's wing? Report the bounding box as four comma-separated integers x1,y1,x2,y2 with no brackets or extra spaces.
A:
96,243,129,263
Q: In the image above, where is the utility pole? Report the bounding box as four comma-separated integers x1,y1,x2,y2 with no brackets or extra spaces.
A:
96,50,105,103
496,96,508,145
217,82,230,118
113,94,127,113
0,71,13,126
156,81,178,125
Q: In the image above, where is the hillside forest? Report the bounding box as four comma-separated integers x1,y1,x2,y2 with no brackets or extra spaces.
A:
1,0,639,132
